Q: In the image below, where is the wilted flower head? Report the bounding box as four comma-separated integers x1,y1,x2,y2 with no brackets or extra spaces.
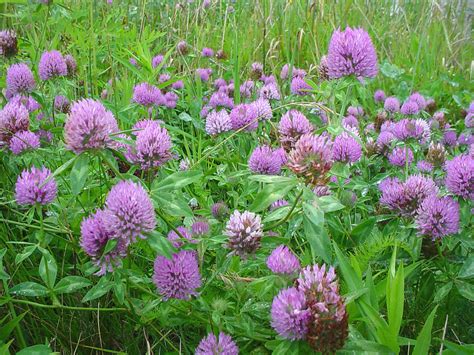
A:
271,287,311,340
133,83,162,106
379,175,438,216
225,210,263,258
15,166,57,206
248,146,284,175
80,209,128,275
215,49,227,60
9,130,40,154
38,50,67,80
326,27,378,79
288,133,333,185
426,142,446,167
201,47,214,57
126,123,172,170
279,110,313,151
54,95,70,113
153,250,201,300
333,132,362,163
64,54,77,76
64,99,119,154
318,56,329,80
0,101,30,144
416,196,460,240
0,29,18,58
230,104,258,131
205,110,232,136
167,226,194,248
6,63,36,98
444,154,474,200
384,96,400,113
177,40,188,55
250,98,272,120
267,245,300,275
211,201,230,220
195,332,238,355
374,89,386,103
290,77,312,95
104,180,156,242
250,62,263,80
388,146,413,167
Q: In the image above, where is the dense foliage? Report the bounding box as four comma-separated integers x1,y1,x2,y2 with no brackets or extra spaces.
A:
1,1,473,354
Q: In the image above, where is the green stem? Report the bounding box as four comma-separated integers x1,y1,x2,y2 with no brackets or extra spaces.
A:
4,298,128,312
264,189,304,231
156,209,186,241
1,281,27,348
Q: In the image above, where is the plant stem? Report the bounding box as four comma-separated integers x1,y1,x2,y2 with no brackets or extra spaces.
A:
264,189,304,231
155,209,186,241
5,298,128,312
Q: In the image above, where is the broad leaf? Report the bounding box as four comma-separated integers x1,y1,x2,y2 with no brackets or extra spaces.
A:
54,276,92,294
10,282,49,297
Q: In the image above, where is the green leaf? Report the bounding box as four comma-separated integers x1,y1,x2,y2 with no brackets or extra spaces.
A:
386,262,404,337
0,312,26,342
434,282,453,302
315,195,345,213
103,239,118,255
15,245,37,265
54,276,92,294
455,280,474,301
16,344,52,355
413,306,438,355
250,182,297,213
148,231,176,258
0,249,9,281
458,256,474,279
303,203,332,264
351,217,376,238
38,251,57,288
70,153,89,195
81,277,114,303
10,282,49,297
152,192,194,218
153,170,203,192
248,175,298,184
380,61,405,78
333,241,363,292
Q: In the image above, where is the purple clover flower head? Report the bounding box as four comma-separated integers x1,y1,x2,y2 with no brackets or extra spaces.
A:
279,110,313,151
164,91,178,108
0,101,30,144
133,83,162,107
293,68,307,78
64,54,77,76
200,105,211,118
296,264,348,353
15,166,57,206
314,184,331,197
458,133,474,146
333,132,362,163
443,129,458,147
250,98,272,120
129,57,139,67
209,91,234,109
196,68,212,82
259,83,281,100
179,157,190,171
465,113,474,128
376,131,394,154
6,63,36,98
224,210,263,258
195,332,238,355
326,27,378,79
38,50,67,81
290,76,312,95
152,54,164,68
230,104,258,131
267,245,300,275
0,29,18,58
342,115,359,130
37,129,53,143
416,196,460,240
388,146,413,167
9,95,41,113
287,133,333,185
379,175,438,217
214,78,227,89
191,219,210,236
80,209,128,275
384,96,400,113
205,110,232,136
172,80,184,90
54,95,70,114
347,106,364,117
9,130,40,154
280,64,290,80
201,47,214,57
271,287,310,340
158,73,171,85
400,100,419,115
417,160,433,173
211,201,229,220
270,199,289,211
239,80,254,98
445,154,474,200
126,123,172,170
167,226,194,248
104,180,156,242
153,250,201,300
248,146,284,175
64,99,119,154
374,89,386,103
408,92,427,111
